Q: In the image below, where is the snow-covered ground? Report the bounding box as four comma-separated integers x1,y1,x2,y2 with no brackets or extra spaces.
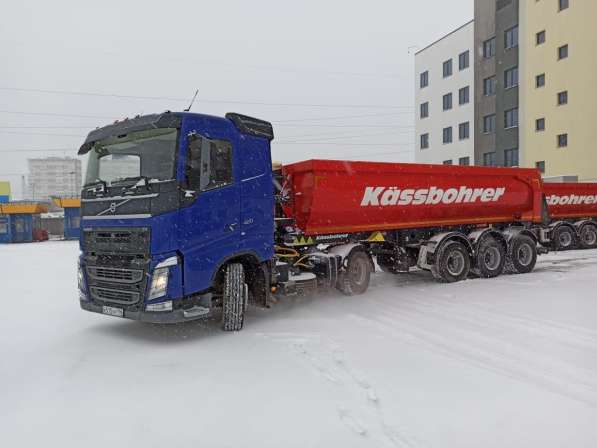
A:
1,241,597,448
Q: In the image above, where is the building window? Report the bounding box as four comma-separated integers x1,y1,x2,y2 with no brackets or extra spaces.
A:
505,108,519,129
443,160,453,165
505,26,519,49
420,133,429,149
459,122,470,140
420,102,429,119
483,37,496,58
536,117,546,131
459,157,470,166
459,50,470,70
504,66,519,89
443,127,453,144
504,148,519,167
558,90,568,105
483,152,497,167
559,0,569,11
443,93,453,111
459,86,470,105
483,114,496,134
483,76,497,96
536,30,546,45
420,71,429,88
558,44,568,60
536,73,545,88
536,161,546,173
557,133,568,148
443,59,453,78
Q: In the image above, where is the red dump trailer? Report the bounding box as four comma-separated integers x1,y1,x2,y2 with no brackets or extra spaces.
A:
275,160,551,294
542,182,597,250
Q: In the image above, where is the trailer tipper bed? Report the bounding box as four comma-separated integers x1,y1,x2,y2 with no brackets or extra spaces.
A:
77,111,555,331
543,183,597,250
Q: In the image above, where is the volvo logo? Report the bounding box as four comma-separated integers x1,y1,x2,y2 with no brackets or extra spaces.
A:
109,203,117,213
97,198,132,216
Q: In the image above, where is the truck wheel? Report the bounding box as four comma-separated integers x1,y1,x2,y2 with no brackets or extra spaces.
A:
435,241,470,283
474,237,505,278
222,263,247,331
553,226,577,251
506,235,537,274
579,224,597,249
337,250,371,296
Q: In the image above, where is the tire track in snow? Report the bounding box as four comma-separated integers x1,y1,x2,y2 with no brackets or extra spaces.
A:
256,333,427,448
348,311,597,408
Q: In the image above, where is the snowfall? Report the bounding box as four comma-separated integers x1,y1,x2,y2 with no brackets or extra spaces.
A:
1,242,597,448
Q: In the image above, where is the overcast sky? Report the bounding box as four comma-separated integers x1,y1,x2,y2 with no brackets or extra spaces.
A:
1,0,472,198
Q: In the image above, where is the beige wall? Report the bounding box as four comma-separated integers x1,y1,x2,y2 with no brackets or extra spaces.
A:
520,0,597,181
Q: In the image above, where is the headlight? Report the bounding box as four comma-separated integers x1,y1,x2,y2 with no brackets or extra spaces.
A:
148,267,169,300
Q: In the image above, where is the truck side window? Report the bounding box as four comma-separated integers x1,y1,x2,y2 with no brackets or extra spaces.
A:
186,135,233,191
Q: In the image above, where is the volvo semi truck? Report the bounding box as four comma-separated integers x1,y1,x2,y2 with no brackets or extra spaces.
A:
76,111,589,331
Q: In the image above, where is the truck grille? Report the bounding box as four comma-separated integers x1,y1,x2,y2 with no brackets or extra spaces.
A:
90,286,140,305
87,266,144,284
83,228,150,255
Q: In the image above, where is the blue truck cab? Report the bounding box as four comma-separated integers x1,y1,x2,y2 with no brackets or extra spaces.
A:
78,112,276,329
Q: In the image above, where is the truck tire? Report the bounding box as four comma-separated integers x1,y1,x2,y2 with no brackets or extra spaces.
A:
473,236,505,278
552,225,577,251
337,250,371,296
579,223,597,249
222,263,247,331
434,240,471,283
505,235,537,274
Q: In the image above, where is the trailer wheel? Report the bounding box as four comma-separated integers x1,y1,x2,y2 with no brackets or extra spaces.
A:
435,241,470,283
474,237,505,278
337,250,371,296
553,226,577,251
222,263,247,331
506,235,537,274
579,224,597,249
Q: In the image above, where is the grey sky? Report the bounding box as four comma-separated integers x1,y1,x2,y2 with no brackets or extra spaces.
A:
0,0,472,198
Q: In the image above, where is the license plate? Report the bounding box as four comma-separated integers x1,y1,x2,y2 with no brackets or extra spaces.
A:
102,305,124,318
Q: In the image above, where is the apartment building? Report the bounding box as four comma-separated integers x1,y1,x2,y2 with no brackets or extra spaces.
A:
519,0,597,181
474,0,520,167
415,20,475,166
27,157,82,201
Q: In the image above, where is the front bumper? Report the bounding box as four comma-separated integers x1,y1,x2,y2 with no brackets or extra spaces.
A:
80,300,213,324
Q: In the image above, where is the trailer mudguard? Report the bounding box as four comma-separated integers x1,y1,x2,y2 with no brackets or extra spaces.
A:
468,228,507,254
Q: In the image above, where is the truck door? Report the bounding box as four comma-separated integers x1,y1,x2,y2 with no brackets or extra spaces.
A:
177,134,240,295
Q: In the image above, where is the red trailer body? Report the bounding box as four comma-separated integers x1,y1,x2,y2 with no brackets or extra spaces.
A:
543,183,597,220
282,160,545,236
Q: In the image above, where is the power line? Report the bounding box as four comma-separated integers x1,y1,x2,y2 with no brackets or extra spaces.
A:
273,111,412,123
0,110,115,119
0,86,410,109
0,130,84,137
275,142,413,146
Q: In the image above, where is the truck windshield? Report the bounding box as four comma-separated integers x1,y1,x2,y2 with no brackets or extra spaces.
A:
84,128,178,186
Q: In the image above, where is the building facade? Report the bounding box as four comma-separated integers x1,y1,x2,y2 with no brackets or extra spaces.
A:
415,20,475,166
27,157,82,201
474,0,520,167
519,0,597,181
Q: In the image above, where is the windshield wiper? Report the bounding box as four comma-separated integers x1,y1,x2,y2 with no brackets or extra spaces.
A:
111,175,150,187
82,179,108,192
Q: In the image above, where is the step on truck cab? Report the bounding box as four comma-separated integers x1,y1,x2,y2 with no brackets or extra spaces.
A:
78,111,552,331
